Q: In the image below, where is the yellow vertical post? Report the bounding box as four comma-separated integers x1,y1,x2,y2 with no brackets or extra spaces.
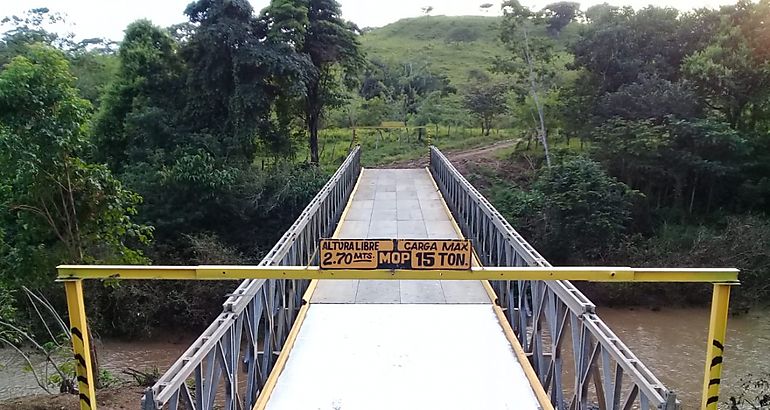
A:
701,283,731,409
64,280,97,410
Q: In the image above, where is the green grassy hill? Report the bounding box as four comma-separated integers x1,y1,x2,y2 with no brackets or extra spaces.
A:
360,16,506,87
360,15,580,89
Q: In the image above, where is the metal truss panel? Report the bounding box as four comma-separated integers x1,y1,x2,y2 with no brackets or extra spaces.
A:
428,146,679,410
142,148,362,410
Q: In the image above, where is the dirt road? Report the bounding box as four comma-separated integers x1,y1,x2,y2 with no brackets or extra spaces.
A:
378,139,518,168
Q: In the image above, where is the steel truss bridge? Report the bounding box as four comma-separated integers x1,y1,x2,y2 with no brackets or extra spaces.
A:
58,146,738,410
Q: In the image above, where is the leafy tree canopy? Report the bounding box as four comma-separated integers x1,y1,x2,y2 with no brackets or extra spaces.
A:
463,82,508,136
0,45,150,288
93,20,185,171
542,2,581,35
262,0,364,164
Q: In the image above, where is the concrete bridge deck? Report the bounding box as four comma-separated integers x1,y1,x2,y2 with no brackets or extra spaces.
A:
311,168,488,304
261,169,543,410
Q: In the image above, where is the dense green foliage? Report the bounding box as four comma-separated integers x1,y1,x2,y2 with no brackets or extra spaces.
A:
262,0,364,163
0,2,347,338
493,157,639,261
0,46,150,289
358,3,769,310
569,1,770,218
360,16,507,88
473,0,770,308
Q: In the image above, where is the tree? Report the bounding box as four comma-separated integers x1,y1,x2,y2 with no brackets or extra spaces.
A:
590,117,749,214
93,20,185,171
95,10,305,243
68,49,119,107
497,0,557,166
542,2,581,35
572,6,696,95
597,75,702,122
396,63,455,131
684,25,770,131
0,45,150,288
263,0,364,164
463,82,507,136
422,6,434,17
2,8,120,108
495,157,639,262
0,8,72,65
584,2,617,22
184,0,311,159
359,58,392,100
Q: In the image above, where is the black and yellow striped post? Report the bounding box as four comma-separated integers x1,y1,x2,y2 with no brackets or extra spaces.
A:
64,280,97,410
701,283,731,409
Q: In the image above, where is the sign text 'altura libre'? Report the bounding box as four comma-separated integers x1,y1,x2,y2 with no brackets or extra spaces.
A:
319,239,473,270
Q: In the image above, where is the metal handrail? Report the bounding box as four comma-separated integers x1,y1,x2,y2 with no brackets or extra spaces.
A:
142,147,361,410
429,146,679,410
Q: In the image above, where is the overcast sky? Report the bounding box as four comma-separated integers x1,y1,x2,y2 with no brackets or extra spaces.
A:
1,0,739,42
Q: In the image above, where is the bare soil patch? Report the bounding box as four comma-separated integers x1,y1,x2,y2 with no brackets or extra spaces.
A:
0,386,144,410
376,139,519,169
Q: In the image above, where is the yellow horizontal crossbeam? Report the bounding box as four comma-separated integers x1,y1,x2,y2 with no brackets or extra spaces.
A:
57,265,739,283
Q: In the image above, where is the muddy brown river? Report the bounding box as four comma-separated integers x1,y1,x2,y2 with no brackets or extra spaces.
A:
1,308,767,408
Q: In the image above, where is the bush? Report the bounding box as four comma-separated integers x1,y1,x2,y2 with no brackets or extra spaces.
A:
446,27,480,43
494,156,640,263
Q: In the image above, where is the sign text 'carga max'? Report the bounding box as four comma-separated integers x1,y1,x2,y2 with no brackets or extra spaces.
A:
319,239,472,270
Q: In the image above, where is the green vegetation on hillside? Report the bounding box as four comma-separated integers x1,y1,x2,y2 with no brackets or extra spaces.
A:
351,1,769,314
361,16,505,87
360,15,580,88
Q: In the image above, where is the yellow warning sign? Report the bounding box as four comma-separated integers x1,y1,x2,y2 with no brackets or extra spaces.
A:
320,239,472,270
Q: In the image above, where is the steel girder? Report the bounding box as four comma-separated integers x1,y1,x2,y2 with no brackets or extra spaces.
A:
429,146,679,410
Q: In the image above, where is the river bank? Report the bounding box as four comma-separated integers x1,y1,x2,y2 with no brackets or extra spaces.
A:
0,386,144,410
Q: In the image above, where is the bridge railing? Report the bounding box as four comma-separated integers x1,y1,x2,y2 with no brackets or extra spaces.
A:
429,146,679,410
141,147,361,410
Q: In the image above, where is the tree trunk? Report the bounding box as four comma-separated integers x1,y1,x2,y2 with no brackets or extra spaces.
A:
522,26,551,168
688,174,698,215
349,128,357,151
308,113,319,165
90,330,101,389
674,175,685,213
306,76,322,165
